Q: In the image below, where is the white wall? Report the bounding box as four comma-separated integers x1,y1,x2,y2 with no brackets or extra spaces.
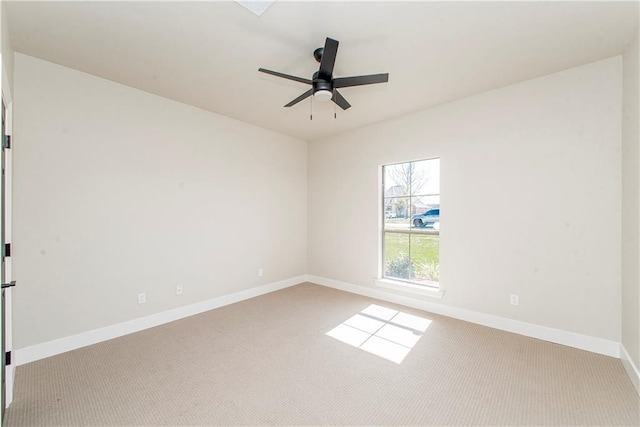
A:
12,54,307,349
308,57,622,342
622,28,640,371
1,1,13,93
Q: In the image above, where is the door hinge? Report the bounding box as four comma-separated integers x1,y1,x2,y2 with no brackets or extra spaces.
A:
5,351,10,366
3,135,10,149
4,243,10,257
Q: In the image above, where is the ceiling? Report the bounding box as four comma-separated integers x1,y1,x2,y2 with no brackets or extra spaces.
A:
5,1,639,141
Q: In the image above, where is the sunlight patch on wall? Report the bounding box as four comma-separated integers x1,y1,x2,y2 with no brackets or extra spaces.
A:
326,304,431,364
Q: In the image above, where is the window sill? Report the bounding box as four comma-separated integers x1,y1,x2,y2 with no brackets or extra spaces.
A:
374,278,444,299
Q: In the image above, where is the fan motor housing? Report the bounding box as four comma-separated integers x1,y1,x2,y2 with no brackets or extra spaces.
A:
313,79,332,93
312,71,332,95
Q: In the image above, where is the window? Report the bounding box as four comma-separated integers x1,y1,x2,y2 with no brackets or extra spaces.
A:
382,158,440,287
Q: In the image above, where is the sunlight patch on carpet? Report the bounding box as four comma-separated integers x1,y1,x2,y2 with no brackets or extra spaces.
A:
326,304,431,363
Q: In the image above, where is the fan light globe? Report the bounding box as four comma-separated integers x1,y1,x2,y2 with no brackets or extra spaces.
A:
314,90,332,102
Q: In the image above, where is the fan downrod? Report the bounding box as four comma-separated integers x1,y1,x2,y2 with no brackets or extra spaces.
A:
313,47,324,63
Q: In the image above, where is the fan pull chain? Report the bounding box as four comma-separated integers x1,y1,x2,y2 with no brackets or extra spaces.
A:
310,94,313,120
334,100,337,119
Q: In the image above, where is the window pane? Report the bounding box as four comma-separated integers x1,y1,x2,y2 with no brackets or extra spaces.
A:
409,234,440,283
411,158,440,196
384,197,410,231
411,195,440,229
384,163,410,197
384,232,411,280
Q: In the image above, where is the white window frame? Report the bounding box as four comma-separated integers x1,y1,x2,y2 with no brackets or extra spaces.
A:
378,158,442,295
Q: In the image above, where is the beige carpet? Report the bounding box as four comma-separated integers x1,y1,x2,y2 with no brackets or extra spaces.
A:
4,283,639,426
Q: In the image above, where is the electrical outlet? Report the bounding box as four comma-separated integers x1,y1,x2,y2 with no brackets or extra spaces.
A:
258,268,264,277
510,294,519,306
176,285,183,296
137,292,146,305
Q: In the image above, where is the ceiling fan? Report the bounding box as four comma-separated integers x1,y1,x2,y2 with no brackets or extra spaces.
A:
258,37,389,110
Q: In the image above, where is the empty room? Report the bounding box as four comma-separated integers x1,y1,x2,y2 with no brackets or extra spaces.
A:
0,0,639,425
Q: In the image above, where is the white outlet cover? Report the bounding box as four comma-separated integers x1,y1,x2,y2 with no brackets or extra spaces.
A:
510,294,519,306
138,293,146,304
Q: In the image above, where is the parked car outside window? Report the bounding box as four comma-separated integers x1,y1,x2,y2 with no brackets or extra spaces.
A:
412,209,440,228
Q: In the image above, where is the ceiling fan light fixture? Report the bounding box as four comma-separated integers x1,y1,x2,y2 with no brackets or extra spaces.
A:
314,90,333,102
258,37,389,111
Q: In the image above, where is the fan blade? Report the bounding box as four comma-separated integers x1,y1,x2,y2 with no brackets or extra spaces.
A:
332,90,351,110
333,73,389,88
285,89,313,107
318,38,339,80
259,68,312,85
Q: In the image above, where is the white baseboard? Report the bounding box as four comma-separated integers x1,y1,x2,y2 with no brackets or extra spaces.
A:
12,274,624,367
5,365,14,407
14,275,306,366
307,275,621,358
620,344,640,396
